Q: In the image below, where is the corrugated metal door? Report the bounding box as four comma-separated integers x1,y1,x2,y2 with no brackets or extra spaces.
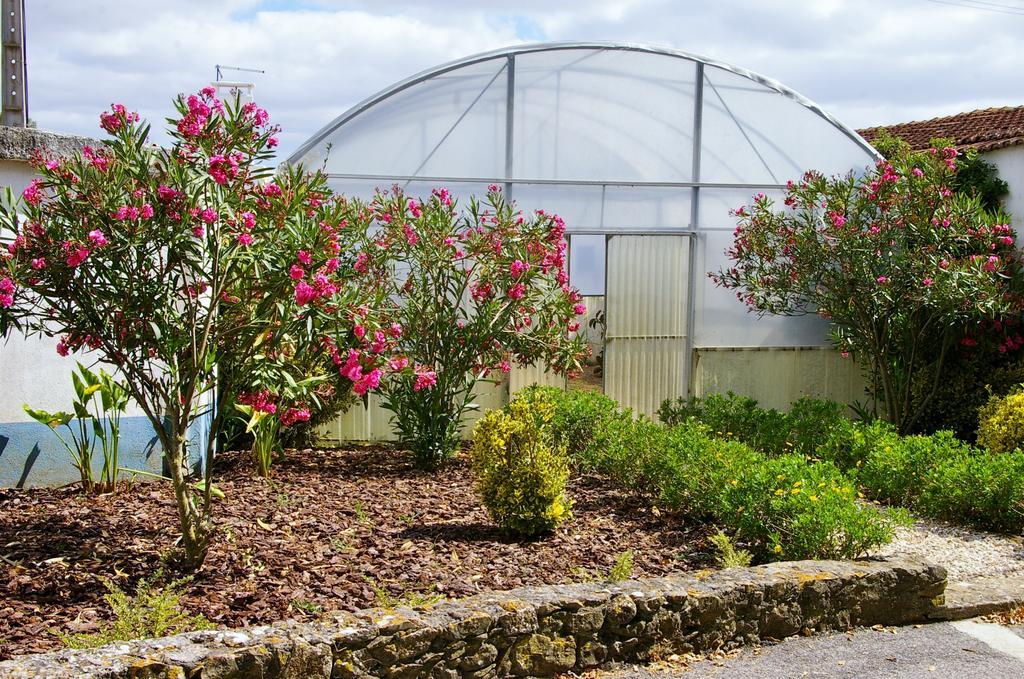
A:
604,235,690,417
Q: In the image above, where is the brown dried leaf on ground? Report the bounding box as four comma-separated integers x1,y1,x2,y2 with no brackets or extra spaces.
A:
0,446,714,659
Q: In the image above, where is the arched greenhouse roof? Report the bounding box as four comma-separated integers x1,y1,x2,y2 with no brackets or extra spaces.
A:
289,42,878,216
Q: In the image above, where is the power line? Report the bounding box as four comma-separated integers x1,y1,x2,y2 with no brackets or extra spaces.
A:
921,0,1024,15
950,0,1024,10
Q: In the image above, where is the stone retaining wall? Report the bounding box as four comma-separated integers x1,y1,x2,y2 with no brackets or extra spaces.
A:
0,558,946,678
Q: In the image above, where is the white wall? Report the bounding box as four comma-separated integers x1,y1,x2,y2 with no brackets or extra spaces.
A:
0,156,180,487
984,146,1024,240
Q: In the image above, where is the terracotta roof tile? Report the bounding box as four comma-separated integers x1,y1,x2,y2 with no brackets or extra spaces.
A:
857,106,1024,153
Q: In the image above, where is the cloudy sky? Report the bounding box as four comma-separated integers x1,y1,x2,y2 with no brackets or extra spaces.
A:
27,0,1024,159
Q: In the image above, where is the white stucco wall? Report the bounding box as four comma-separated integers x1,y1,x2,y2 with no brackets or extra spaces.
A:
0,158,154,422
0,141,213,487
983,145,1024,239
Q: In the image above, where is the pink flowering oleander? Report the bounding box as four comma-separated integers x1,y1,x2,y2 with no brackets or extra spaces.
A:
22,179,43,206
413,368,437,392
65,245,89,267
294,281,317,305
0,276,13,308
509,259,529,277
279,406,311,427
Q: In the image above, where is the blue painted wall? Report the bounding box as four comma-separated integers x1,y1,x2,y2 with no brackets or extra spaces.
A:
0,416,209,488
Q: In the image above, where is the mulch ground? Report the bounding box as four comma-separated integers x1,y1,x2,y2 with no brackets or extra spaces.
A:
0,445,715,659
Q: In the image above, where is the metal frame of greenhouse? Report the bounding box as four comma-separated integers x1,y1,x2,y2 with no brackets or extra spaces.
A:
287,42,879,437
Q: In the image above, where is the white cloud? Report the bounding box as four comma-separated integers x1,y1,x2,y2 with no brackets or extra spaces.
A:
25,0,1024,158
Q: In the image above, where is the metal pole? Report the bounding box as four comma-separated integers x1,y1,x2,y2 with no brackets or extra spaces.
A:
685,63,705,396
2,0,26,127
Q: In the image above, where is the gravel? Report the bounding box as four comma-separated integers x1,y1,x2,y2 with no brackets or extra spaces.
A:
874,515,1024,581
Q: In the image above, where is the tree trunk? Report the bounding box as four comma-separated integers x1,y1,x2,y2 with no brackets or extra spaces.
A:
166,426,211,568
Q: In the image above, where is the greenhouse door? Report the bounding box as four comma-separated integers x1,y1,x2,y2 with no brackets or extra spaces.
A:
604,234,691,417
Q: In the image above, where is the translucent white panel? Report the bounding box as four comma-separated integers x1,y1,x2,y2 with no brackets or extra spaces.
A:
509,183,603,228
700,66,874,185
304,58,508,177
693,348,865,411
569,234,605,295
513,49,696,181
605,235,690,416
315,383,507,444
697,187,784,228
578,294,605,355
693,229,831,347
508,364,567,393
602,186,692,229
327,178,393,202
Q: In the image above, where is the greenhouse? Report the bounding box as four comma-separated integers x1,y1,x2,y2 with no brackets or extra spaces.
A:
288,42,878,436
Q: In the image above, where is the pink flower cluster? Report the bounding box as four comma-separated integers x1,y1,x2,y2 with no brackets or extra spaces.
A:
22,179,43,206
113,204,153,221
0,276,14,308
241,102,270,128
83,145,111,172
237,389,277,414
208,152,243,185
413,366,437,391
99,104,140,134
509,259,529,277
177,87,221,138
279,405,311,427
62,240,91,267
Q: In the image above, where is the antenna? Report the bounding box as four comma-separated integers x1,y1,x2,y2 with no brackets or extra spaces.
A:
215,64,265,82
212,64,265,103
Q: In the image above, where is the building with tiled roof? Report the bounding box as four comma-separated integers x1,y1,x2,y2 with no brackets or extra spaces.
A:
858,106,1024,233
858,106,1024,153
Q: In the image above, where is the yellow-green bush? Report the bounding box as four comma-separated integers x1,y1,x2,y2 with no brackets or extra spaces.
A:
470,397,572,537
977,388,1024,453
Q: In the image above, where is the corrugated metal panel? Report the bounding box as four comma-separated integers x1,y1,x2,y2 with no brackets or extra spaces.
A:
315,380,508,445
605,235,690,417
693,347,867,411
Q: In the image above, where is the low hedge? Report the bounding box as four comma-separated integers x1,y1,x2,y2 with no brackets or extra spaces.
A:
517,388,905,561
660,392,1024,533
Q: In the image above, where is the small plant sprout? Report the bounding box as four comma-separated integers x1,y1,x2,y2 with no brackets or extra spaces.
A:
607,550,634,582
709,530,753,569
56,572,212,648
290,598,323,615
352,501,369,524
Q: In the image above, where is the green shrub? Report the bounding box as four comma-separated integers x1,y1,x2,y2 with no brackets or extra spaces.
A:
977,388,1024,454
856,428,1024,532
659,393,792,454
607,550,634,581
658,393,849,458
858,431,948,506
720,453,907,561
815,419,892,470
58,573,212,648
787,398,849,456
524,388,900,560
522,386,620,459
470,397,572,536
917,449,1024,532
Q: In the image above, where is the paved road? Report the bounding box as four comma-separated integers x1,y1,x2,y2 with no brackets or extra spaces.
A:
599,620,1024,678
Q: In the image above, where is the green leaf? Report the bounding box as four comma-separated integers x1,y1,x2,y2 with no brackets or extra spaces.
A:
23,406,73,428
191,479,226,499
